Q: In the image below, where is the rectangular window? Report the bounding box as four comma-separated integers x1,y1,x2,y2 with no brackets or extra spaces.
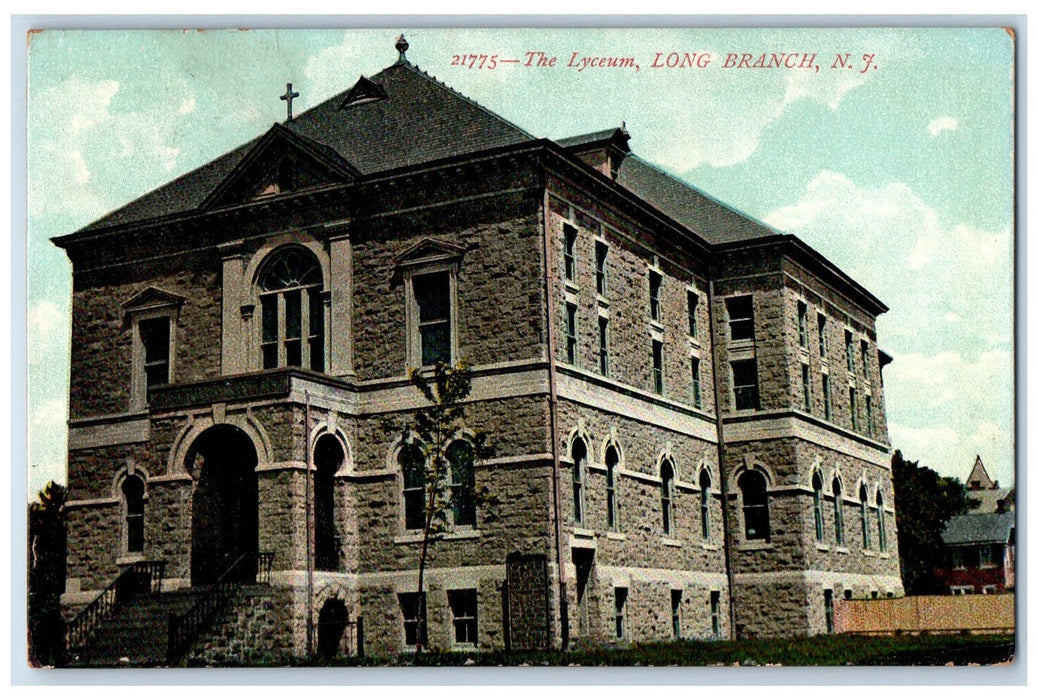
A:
399,592,427,647
801,363,811,413
797,301,808,347
849,388,859,431
688,291,699,338
598,316,609,376
652,339,664,394
710,591,721,638
861,340,870,379
731,359,760,410
727,296,754,341
595,241,608,296
308,288,325,373
865,395,874,435
822,374,832,420
691,356,702,409
845,330,855,372
980,544,997,568
649,270,662,323
671,590,682,638
139,317,171,388
284,288,302,367
565,303,578,365
414,271,451,366
448,589,478,647
614,587,628,640
563,224,577,282
824,589,835,634
818,314,828,358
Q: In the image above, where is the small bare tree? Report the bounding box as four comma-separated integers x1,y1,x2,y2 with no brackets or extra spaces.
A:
388,362,494,653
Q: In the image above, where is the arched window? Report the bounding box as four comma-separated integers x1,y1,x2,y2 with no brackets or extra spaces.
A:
876,490,887,552
739,470,770,541
259,247,324,371
661,459,675,535
571,438,587,524
446,440,476,527
812,472,825,542
859,483,871,550
400,443,426,530
122,475,145,553
699,469,711,540
314,435,345,571
832,478,845,546
605,446,620,530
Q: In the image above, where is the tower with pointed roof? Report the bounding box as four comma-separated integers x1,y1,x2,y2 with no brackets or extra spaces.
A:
54,36,902,663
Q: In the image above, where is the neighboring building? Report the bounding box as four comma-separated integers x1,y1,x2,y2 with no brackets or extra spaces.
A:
935,456,1016,595
964,455,1015,514
54,37,902,661
938,512,1015,594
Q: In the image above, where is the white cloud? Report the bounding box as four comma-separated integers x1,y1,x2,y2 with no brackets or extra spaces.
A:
927,116,959,136
27,300,68,364
178,96,197,115
765,172,1013,485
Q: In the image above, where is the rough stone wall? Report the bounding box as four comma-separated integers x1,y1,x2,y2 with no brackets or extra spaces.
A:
351,191,546,382
69,254,223,418
733,578,808,639
185,586,297,665
545,188,715,414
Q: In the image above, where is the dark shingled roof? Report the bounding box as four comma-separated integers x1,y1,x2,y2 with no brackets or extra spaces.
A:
614,154,778,245
76,60,533,234
942,512,1015,546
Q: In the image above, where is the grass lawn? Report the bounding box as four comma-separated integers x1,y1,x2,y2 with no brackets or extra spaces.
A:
298,633,1015,667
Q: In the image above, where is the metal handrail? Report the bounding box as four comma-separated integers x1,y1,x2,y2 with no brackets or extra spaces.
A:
64,560,166,657
167,551,273,662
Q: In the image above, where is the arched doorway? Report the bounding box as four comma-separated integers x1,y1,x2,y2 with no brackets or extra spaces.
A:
187,424,259,586
314,435,344,571
317,598,349,660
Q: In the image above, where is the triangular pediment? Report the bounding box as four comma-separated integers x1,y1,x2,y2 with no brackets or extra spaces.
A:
122,286,186,312
338,76,388,109
200,124,359,210
395,237,467,266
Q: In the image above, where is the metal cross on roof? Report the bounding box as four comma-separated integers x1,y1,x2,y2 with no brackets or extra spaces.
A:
280,83,300,122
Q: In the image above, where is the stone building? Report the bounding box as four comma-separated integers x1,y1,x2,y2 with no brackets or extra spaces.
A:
54,37,903,662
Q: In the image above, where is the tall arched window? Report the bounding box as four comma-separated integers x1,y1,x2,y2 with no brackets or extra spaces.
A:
859,483,871,550
122,475,145,553
876,489,887,552
571,438,587,524
400,443,426,530
812,472,825,542
661,459,675,535
314,435,345,571
832,478,845,546
699,469,712,540
259,247,324,371
605,446,619,530
739,470,770,541
446,440,476,527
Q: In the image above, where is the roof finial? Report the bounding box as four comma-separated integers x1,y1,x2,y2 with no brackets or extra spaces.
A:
280,83,300,122
395,34,410,65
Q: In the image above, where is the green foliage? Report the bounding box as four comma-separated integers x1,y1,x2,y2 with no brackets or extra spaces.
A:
891,450,975,594
296,633,1015,667
384,362,496,652
28,480,68,666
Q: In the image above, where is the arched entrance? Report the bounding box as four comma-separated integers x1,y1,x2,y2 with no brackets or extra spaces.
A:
317,598,349,660
187,425,259,586
314,435,344,571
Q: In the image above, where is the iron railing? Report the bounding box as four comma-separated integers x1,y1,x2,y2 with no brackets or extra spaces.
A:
64,560,166,658
167,551,273,662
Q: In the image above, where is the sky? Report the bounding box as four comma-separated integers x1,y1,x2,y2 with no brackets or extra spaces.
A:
24,26,1015,498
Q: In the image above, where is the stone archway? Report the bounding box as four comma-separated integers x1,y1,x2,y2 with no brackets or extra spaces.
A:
317,598,349,660
187,424,259,586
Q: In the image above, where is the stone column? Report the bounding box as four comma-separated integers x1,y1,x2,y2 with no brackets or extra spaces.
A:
326,221,354,377
220,241,246,375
